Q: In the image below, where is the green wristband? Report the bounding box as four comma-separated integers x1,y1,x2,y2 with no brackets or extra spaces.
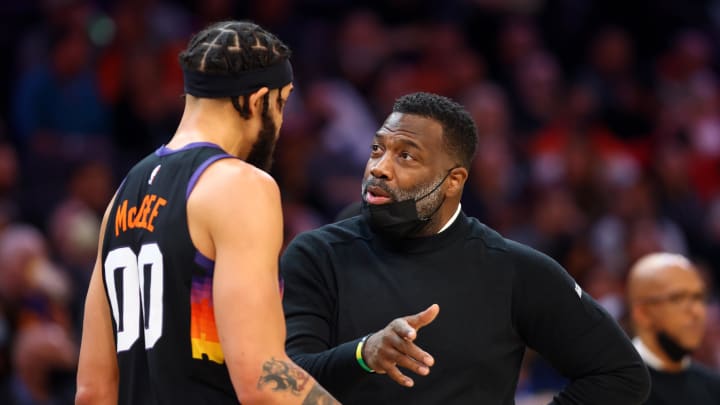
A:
355,334,375,373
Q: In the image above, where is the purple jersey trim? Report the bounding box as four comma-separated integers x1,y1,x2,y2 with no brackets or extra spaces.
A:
185,154,234,199
116,177,127,194
155,142,223,157
194,250,215,270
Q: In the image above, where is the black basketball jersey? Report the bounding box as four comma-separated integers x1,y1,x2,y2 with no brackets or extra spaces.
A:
101,142,240,404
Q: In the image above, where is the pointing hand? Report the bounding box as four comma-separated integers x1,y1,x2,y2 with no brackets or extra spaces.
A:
362,304,439,387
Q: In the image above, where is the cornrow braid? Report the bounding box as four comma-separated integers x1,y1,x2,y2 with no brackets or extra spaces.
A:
179,20,291,118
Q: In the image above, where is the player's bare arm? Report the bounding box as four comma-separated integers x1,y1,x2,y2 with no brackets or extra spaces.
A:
257,357,338,404
76,196,119,405
188,159,339,404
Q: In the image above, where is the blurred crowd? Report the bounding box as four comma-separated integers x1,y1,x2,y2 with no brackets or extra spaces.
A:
2,0,720,403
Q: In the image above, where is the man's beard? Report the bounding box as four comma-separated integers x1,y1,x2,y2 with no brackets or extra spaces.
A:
245,112,278,172
362,171,447,219
657,330,694,362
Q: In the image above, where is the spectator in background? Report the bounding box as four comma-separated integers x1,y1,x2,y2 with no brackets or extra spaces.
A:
48,160,112,335
579,26,652,143
12,25,111,226
627,252,720,404
592,177,687,275
508,50,561,136
652,141,707,259
0,138,20,230
12,26,110,158
0,225,72,329
492,17,543,91
110,46,183,172
459,82,527,235
335,10,390,94
0,224,74,399
0,322,77,405
528,81,639,218
97,2,187,174
14,0,92,72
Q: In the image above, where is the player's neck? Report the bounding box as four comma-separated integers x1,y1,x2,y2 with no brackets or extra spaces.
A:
170,98,259,158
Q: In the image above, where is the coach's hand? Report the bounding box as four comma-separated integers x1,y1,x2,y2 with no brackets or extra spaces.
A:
362,304,439,387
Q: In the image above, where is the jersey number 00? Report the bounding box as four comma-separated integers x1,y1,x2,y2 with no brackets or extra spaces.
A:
104,243,164,352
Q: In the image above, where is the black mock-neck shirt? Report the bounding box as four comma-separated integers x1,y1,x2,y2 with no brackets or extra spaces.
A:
282,212,649,404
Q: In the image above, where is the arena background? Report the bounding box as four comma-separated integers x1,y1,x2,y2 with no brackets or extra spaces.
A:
1,0,719,403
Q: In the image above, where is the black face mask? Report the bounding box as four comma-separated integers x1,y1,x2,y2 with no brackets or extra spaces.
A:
361,169,453,239
657,331,692,362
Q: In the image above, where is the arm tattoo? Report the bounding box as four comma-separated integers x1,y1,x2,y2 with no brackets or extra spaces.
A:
301,383,340,405
257,357,339,404
257,357,310,395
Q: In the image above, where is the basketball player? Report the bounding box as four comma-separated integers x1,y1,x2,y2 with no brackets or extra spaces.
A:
76,21,339,405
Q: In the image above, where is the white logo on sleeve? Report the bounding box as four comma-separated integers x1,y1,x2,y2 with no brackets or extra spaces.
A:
149,165,161,185
574,283,582,298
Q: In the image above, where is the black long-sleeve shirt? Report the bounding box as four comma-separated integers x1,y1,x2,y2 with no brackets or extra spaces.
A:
281,213,650,404
644,363,720,404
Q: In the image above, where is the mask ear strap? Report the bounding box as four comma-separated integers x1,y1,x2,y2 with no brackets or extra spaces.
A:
415,166,460,202
416,166,461,221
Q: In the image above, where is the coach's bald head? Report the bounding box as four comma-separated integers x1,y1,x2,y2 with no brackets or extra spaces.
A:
628,253,707,371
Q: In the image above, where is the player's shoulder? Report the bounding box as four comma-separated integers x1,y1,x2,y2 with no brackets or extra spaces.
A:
196,158,279,200
212,158,277,186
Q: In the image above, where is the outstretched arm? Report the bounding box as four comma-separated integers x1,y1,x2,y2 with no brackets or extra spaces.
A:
281,235,437,395
191,160,339,405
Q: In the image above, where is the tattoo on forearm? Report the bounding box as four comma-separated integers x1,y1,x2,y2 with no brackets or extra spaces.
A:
302,383,340,405
257,357,310,395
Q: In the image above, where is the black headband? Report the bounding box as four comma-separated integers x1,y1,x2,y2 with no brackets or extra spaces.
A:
182,59,293,98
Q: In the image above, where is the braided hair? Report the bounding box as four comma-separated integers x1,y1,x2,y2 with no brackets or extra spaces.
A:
178,21,291,118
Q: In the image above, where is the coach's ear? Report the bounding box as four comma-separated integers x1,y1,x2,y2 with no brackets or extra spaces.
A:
248,87,269,116
445,167,468,199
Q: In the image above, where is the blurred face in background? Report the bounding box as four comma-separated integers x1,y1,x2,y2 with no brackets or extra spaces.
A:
635,263,708,352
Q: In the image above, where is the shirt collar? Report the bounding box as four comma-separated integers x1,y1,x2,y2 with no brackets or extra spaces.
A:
438,203,461,234
632,336,691,371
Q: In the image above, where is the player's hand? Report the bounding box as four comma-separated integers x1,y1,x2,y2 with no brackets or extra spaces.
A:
362,304,439,387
